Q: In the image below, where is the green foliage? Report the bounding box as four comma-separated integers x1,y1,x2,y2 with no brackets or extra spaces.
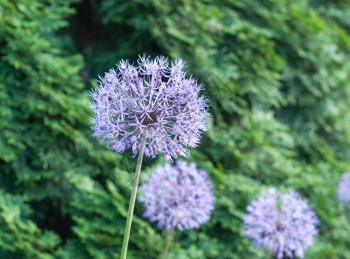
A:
0,0,118,257
0,190,60,259
0,0,350,258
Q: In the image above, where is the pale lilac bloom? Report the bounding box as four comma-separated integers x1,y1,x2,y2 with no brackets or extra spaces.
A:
139,160,215,232
90,55,209,161
338,170,350,206
244,188,318,259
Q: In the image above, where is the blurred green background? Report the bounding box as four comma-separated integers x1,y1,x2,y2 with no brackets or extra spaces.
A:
1,0,350,258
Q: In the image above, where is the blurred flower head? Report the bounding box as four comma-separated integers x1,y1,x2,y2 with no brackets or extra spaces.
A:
139,160,215,231
244,188,318,259
90,55,209,161
338,170,350,206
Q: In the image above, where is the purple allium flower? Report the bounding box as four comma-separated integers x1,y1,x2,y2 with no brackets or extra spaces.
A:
338,170,350,206
90,55,209,161
139,160,215,232
244,188,318,259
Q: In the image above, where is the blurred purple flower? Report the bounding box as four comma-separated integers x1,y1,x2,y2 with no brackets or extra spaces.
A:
139,160,215,232
244,188,318,259
90,55,209,161
338,170,350,206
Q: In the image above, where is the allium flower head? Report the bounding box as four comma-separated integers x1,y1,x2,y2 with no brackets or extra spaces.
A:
244,188,318,259
90,55,209,161
338,170,350,206
139,160,215,232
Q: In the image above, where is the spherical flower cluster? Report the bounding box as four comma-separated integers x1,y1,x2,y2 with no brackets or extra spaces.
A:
139,160,215,232
338,170,350,206
244,188,318,259
90,55,209,161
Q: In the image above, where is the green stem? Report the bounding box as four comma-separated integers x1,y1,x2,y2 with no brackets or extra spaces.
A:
120,137,146,259
160,227,175,259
